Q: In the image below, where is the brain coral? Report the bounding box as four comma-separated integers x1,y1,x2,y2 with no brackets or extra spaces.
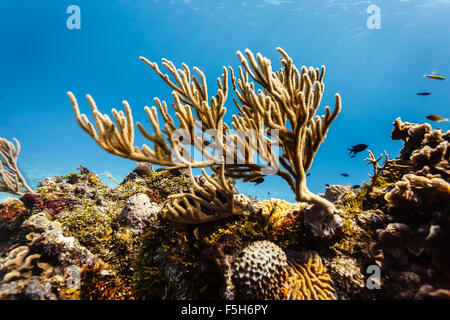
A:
231,240,288,299
284,250,337,300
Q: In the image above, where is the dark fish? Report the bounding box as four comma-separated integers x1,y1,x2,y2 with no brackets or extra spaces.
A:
350,155,356,158
347,144,368,155
252,177,265,185
325,184,330,187
417,92,431,96
352,185,360,189
340,173,349,177
426,114,448,122
306,172,311,177
424,74,445,80
202,140,212,147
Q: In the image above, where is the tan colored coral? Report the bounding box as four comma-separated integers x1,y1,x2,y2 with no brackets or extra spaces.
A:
285,251,337,300
228,48,341,210
0,137,33,195
254,198,307,224
0,245,48,300
385,174,450,208
415,285,450,299
411,140,449,177
1,246,30,272
164,164,245,224
67,55,229,169
68,48,342,224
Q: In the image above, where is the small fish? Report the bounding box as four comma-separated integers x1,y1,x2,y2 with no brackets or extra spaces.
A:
251,177,265,185
325,184,330,187
350,155,356,158
347,144,368,155
340,173,349,177
416,92,431,96
352,185,360,189
202,140,212,147
306,172,311,177
426,114,448,122
424,74,446,80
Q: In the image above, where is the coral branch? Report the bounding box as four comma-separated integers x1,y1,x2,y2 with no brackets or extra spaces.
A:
69,48,343,226
365,150,412,181
0,137,33,195
230,48,342,210
164,164,245,224
68,91,213,169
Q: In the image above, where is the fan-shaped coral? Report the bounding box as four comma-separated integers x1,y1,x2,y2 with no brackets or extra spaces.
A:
68,47,343,227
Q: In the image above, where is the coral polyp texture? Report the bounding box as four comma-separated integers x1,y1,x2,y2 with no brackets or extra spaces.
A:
68,48,342,227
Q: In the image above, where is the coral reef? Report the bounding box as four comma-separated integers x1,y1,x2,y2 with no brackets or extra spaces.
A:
363,119,450,299
0,212,129,300
1,96,449,301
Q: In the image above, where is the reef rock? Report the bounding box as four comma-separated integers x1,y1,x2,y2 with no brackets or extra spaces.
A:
120,194,160,233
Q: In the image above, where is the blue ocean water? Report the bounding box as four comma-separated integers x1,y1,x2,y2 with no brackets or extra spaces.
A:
0,0,449,202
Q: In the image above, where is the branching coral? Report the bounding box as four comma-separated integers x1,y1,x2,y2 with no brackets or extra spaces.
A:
365,150,411,182
67,56,228,169
228,48,341,210
0,137,33,196
68,48,342,224
164,164,245,224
